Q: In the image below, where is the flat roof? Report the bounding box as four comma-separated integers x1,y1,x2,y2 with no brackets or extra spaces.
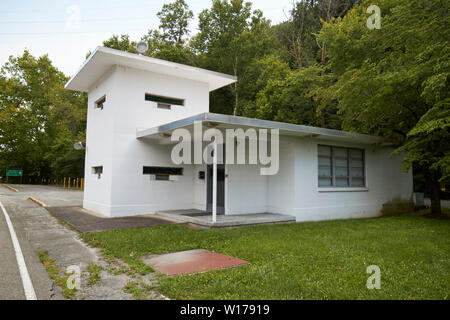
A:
65,46,237,92
136,113,384,145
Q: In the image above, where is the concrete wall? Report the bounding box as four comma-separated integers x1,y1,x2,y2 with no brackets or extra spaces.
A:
83,68,117,216
225,164,268,214
83,66,413,220
266,139,296,215
83,66,210,217
222,136,413,222
290,138,413,222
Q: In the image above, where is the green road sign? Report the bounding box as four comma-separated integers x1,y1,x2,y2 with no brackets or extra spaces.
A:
6,169,23,177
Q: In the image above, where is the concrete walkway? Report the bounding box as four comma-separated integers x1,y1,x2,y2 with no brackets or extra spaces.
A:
0,185,164,300
0,186,62,299
47,206,178,233
157,209,296,227
7,184,84,207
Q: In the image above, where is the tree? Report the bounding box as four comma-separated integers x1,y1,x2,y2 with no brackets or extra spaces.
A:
102,34,137,53
396,100,450,216
102,1,196,65
255,65,339,128
140,29,197,65
274,0,360,70
239,55,291,118
157,0,194,45
273,0,360,127
193,0,277,115
318,0,450,215
0,51,86,180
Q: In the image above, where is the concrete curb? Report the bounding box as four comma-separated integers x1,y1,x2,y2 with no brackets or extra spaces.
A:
28,196,47,208
2,184,19,192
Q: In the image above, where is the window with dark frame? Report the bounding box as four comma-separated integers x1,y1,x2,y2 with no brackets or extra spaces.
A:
143,166,183,181
157,103,171,110
95,96,106,110
318,145,365,188
145,93,184,109
92,166,103,179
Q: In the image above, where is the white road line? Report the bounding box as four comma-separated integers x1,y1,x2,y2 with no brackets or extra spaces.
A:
0,201,37,300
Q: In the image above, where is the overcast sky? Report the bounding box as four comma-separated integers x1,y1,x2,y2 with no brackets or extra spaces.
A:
0,0,293,76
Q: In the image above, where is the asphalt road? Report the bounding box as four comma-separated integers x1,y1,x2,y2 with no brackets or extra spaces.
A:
0,184,82,300
0,204,25,299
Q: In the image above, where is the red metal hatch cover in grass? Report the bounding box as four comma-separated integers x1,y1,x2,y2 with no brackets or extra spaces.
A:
141,249,249,275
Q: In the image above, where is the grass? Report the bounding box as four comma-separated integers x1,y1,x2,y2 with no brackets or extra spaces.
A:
81,209,450,300
123,279,158,300
86,263,103,286
38,250,78,299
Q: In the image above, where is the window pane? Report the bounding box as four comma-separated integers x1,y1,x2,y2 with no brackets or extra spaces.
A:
351,167,364,178
318,145,331,156
351,159,364,168
157,103,171,110
351,177,364,187
318,156,331,166
143,166,183,175
350,148,364,187
318,145,364,188
333,147,347,158
92,166,103,174
145,94,184,106
350,149,363,159
318,166,331,177
335,166,348,178
318,145,332,187
319,177,332,187
335,177,349,187
335,158,348,167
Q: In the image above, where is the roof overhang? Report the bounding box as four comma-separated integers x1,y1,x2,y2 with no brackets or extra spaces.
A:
65,46,237,92
136,113,384,145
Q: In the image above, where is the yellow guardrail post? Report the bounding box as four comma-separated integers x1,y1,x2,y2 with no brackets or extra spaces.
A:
68,177,71,190
76,178,79,189
63,177,66,189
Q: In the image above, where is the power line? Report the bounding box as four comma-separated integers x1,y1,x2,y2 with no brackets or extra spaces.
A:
0,16,154,24
0,3,158,14
0,28,149,36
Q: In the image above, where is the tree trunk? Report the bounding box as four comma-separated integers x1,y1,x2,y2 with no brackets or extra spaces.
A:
320,108,326,127
425,168,442,216
321,41,326,74
232,56,238,116
233,82,238,116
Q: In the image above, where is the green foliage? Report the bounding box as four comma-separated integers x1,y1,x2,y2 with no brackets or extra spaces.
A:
274,0,361,69
0,51,86,179
317,0,450,211
239,54,291,118
193,0,279,114
254,65,340,128
102,2,196,65
102,34,137,53
157,0,193,44
397,99,450,182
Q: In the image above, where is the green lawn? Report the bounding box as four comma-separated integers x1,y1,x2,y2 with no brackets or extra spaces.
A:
81,210,450,300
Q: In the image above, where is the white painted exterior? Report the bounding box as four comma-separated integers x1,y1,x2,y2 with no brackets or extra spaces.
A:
83,65,210,216
68,47,413,221
223,136,412,222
